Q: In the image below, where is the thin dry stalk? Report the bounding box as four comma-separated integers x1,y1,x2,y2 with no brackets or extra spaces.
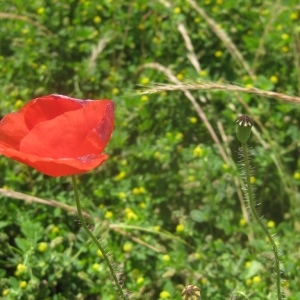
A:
253,0,283,69
89,35,112,73
0,13,53,36
140,81,300,105
177,23,201,73
292,29,300,95
0,188,90,218
187,0,255,79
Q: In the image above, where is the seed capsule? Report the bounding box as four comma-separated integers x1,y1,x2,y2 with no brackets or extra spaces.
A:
236,115,253,143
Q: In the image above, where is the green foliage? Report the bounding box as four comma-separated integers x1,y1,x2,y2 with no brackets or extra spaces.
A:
0,0,300,299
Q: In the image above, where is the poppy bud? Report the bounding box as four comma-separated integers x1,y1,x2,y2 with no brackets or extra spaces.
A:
181,285,201,300
236,115,253,143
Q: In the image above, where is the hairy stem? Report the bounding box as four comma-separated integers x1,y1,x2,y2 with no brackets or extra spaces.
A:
241,143,282,300
71,175,127,300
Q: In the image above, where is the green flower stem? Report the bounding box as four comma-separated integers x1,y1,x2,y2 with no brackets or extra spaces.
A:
241,143,282,300
71,175,127,300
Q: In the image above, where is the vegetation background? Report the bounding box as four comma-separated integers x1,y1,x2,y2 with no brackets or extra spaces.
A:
0,0,299,299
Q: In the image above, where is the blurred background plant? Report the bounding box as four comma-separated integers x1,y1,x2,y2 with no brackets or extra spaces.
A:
0,0,299,299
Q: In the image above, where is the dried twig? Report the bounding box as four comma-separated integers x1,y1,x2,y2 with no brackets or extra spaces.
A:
140,81,300,105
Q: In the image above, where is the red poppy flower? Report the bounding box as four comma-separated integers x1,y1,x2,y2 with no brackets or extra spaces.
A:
0,94,114,177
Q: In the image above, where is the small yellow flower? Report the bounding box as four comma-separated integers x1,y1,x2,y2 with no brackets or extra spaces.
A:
290,12,298,20
112,88,119,95
92,263,100,271
176,73,184,80
193,252,201,259
281,46,289,53
139,202,146,209
38,242,47,252
239,218,247,227
245,261,252,268
200,277,207,285
125,208,138,220
252,275,262,284
93,16,102,24
52,226,60,234
216,0,223,4
132,188,140,195
189,117,197,124
2,289,9,296
250,176,256,184
293,172,300,180
194,17,201,23
17,264,27,273
276,24,283,30
162,254,170,262
37,7,45,14
199,70,207,77
154,226,160,231
281,33,289,40
15,100,24,109
141,95,149,102
188,175,195,182
114,171,126,181
173,7,181,14
120,159,127,166
138,23,145,30
138,187,146,194
193,146,203,157
267,220,275,228
270,75,278,84
136,277,144,284
105,211,113,219
160,291,171,299
214,50,223,57
222,163,229,170
245,83,253,89
176,224,185,233
176,132,183,140
245,278,252,286
22,28,29,35
123,242,133,252
97,249,103,257
118,192,126,200
140,77,150,85
20,281,27,289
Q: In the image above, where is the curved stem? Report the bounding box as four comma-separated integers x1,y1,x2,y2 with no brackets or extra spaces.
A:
71,175,127,300
241,143,282,300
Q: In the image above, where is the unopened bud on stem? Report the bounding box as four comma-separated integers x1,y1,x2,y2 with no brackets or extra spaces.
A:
236,115,253,143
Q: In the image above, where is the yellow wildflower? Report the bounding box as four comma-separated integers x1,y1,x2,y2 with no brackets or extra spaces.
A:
176,224,185,233
19,281,27,289
270,76,278,84
160,291,171,299
267,220,275,228
173,7,181,14
105,211,113,219
193,146,203,157
38,242,47,252
189,117,197,124
123,242,133,252
252,275,262,284
114,171,126,181
214,50,223,57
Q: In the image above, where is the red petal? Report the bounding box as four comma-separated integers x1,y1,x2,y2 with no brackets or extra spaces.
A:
0,147,108,176
20,100,114,158
0,95,114,176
